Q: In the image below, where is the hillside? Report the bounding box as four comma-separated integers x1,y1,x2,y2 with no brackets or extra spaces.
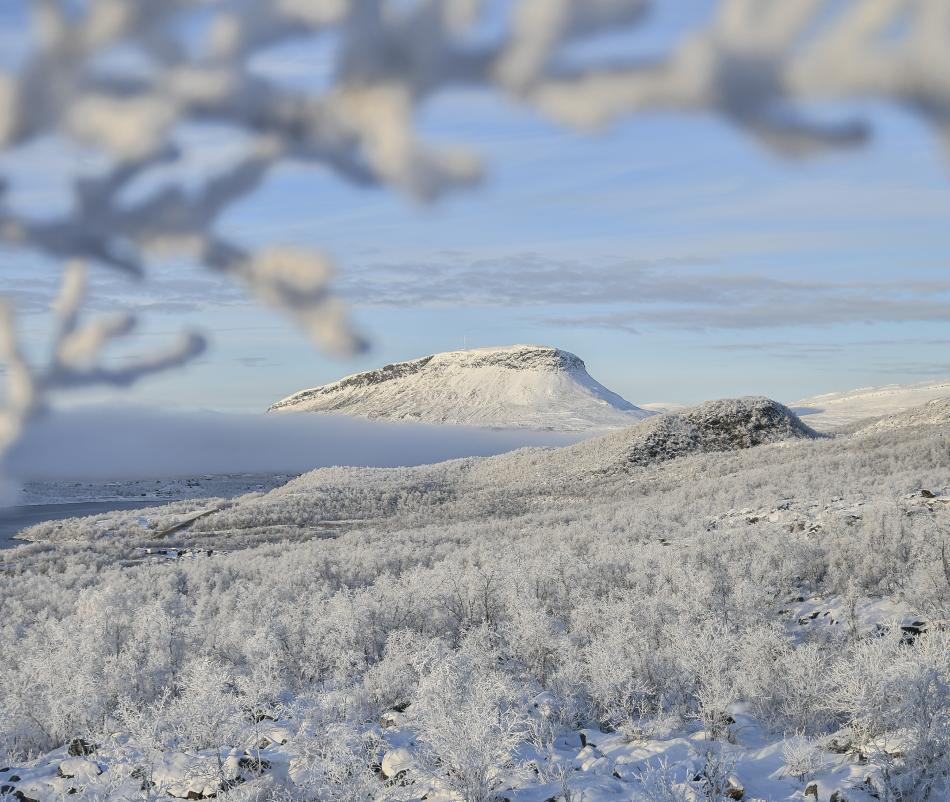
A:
850,396,950,436
3,393,949,802
793,379,950,431
16,397,821,543
268,345,651,431
564,395,819,473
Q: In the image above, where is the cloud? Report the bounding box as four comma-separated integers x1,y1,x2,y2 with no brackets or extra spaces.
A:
2,261,248,319
537,313,642,335
235,356,282,368
340,252,950,331
702,338,950,361
2,406,580,481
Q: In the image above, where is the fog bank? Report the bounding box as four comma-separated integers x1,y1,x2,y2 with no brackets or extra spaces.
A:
2,405,584,481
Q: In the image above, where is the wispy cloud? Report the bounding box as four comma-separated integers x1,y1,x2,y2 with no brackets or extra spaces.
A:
3,261,248,319
235,356,282,368
341,252,950,331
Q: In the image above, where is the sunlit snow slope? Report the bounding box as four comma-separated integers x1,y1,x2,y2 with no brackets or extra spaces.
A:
792,379,950,431
269,345,652,431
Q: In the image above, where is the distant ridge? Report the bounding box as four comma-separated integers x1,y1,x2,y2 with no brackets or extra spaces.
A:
269,345,652,432
793,379,950,432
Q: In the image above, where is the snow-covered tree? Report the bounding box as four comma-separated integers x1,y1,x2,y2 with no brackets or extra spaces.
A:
411,628,529,802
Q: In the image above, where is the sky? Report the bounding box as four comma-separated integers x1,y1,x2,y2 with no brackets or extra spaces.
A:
3,2,950,415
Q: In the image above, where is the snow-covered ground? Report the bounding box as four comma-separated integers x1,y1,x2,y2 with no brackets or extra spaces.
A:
1,395,948,802
792,379,950,431
269,345,653,431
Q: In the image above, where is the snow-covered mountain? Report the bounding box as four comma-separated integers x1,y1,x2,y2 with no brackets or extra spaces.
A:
792,379,950,431
268,345,652,431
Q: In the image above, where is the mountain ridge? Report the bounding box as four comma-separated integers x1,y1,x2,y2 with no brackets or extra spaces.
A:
793,379,950,431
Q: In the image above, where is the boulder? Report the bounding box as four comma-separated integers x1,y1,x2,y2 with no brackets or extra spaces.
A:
380,710,404,729
380,748,413,780
237,756,271,775
57,758,102,781
67,738,98,757
726,775,745,800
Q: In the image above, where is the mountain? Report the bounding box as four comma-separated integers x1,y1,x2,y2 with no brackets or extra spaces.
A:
792,379,950,432
268,345,652,431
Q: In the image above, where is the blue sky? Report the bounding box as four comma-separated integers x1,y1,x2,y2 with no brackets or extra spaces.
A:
3,3,950,413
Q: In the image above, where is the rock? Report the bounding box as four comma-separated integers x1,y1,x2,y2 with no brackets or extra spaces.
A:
67,738,97,757
238,756,271,774
2,789,38,802
900,621,928,644
380,710,404,729
826,736,852,754
260,726,292,746
579,727,609,748
830,792,849,802
726,775,745,800
57,758,102,781
380,748,413,780
921,489,936,498
131,766,156,791
805,783,818,799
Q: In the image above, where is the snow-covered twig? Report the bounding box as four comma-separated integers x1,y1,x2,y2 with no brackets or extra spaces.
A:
0,262,205,452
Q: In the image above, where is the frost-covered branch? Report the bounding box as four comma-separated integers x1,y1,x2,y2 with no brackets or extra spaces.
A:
0,262,205,452
2,0,950,454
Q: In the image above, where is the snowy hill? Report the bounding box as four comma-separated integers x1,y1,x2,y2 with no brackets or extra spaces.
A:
471,396,821,484
851,396,950,436
268,345,652,431
569,396,819,472
792,379,950,431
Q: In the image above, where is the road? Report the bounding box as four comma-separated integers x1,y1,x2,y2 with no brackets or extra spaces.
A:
0,500,161,550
